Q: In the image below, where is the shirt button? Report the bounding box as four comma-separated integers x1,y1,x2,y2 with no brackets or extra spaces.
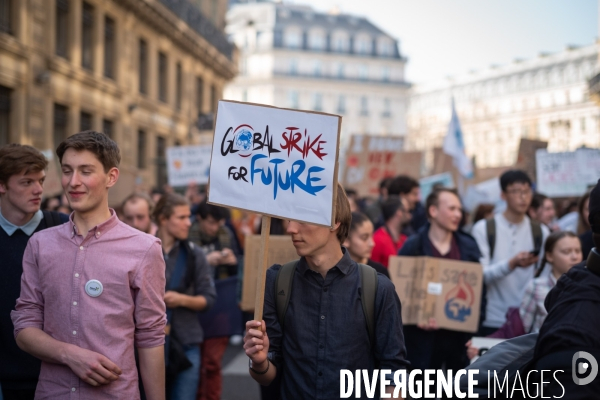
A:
72,387,76,392
320,315,325,320
73,301,77,306
75,273,79,278
318,371,323,376
79,246,84,250
73,330,77,335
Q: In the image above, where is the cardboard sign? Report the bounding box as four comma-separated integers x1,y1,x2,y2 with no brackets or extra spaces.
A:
536,148,600,197
388,256,483,333
166,145,212,186
514,139,547,182
208,101,341,227
342,134,422,197
241,234,299,312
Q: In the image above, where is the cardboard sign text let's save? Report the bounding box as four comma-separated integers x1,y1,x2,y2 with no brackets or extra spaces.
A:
388,256,483,333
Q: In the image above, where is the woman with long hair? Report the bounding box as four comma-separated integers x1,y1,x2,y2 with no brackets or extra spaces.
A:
343,212,390,278
521,231,582,333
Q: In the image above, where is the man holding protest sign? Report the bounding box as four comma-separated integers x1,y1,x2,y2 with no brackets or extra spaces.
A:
398,188,481,372
243,184,409,399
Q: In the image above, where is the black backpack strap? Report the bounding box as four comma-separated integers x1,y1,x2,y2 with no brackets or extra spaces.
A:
530,220,543,251
275,260,298,331
358,263,378,348
42,210,63,228
485,217,496,260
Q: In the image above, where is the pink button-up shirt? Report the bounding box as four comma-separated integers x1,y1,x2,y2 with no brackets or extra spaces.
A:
11,210,166,399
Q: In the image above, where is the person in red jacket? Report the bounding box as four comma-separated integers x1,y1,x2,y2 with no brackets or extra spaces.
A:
371,196,409,267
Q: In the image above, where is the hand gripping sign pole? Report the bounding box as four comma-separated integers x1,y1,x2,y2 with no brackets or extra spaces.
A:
207,100,341,322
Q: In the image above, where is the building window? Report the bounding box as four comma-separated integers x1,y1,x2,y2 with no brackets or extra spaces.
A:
581,117,586,132
103,16,115,79
196,77,204,112
382,98,391,117
360,96,368,116
242,89,248,102
139,39,147,94
336,63,344,79
288,90,299,109
137,130,146,169
176,62,182,110
156,136,167,188
80,111,92,131
0,85,11,145
102,119,113,138
381,66,390,82
53,104,69,150
313,60,321,77
210,84,217,113
312,93,322,111
56,0,69,58
81,2,94,70
356,36,371,54
0,0,11,34
285,29,301,49
308,31,325,51
333,36,347,52
289,59,298,75
358,65,368,81
158,52,167,103
337,95,345,114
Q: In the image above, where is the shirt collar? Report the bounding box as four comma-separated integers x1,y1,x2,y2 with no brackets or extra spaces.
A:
69,208,119,239
296,247,354,276
0,209,43,236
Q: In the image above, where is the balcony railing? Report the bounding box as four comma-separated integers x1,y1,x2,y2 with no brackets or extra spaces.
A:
159,0,234,59
273,70,410,87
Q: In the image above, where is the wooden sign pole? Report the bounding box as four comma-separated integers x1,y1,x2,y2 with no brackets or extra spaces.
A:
253,216,271,322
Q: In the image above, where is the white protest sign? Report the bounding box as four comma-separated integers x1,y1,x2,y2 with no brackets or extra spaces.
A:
208,101,341,227
419,172,454,204
536,148,600,197
166,145,212,186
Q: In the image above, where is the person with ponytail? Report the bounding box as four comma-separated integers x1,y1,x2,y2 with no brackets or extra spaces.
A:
520,231,582,333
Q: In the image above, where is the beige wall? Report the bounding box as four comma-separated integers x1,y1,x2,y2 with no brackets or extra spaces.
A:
0,0,236,205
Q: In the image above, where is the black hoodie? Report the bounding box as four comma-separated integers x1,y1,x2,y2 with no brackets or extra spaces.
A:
533,262,600,398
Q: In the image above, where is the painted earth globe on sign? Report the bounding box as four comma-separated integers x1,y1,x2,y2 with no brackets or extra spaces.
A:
234,129,253,151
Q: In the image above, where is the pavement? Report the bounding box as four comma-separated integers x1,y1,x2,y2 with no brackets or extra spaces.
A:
221,342,262,400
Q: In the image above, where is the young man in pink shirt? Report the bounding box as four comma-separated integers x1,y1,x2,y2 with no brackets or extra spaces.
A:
12,131,167,399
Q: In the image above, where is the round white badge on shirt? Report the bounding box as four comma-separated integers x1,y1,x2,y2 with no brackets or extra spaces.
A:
85,279,103,297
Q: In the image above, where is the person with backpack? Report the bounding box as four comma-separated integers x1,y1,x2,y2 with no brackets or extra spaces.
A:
243,184,409,399
398,188,481,373
0,144,69,400
11,131,167,399
471,170,549,335
154,193,216,400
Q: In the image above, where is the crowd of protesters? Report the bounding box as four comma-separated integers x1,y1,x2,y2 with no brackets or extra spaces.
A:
1,131,599,400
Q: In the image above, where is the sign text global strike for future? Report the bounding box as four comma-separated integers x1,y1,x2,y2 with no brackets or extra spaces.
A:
221,125,329,199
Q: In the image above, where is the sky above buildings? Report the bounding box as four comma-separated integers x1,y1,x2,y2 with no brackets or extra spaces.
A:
295,0,598,84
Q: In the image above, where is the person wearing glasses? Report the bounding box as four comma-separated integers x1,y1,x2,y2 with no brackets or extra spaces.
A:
471,170,550,336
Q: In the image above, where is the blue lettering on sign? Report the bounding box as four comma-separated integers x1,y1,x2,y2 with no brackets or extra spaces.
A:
250,154,326,199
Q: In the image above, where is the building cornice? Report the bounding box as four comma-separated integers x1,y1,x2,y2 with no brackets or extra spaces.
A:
118,0,237,80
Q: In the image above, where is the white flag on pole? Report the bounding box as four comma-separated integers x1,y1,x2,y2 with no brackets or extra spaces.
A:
443,100,474,178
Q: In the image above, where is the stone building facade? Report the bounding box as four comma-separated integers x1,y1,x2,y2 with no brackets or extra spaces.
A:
223,2,410,149
406,44,599,168
0,0,235,202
